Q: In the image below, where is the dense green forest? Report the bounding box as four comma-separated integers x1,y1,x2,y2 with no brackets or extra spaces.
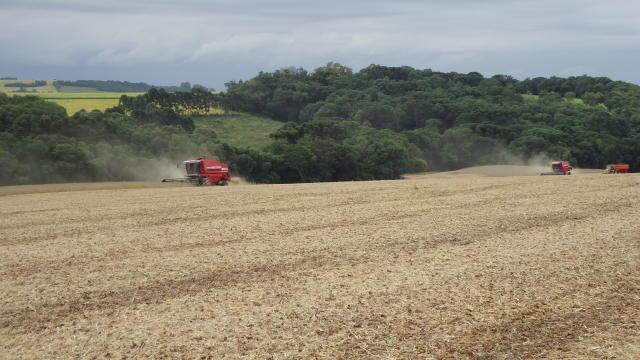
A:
221,64,640,176
0,88,413,184
1,64,639,185
0,93,203,184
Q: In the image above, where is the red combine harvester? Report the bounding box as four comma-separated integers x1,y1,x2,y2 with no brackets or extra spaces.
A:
604,163,630,174
162,157,230,186
540,161,573,175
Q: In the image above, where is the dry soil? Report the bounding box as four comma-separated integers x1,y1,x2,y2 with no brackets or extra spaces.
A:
1,170,639,358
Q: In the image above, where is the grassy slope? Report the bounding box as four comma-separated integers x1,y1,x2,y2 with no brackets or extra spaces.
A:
195,113,283,150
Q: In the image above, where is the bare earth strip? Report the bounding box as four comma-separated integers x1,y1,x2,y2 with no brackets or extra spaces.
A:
1,172,639,358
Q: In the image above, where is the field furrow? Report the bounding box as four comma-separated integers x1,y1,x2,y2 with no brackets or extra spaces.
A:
1,172,639,358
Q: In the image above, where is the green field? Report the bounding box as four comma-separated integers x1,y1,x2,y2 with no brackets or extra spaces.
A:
195,113,283,149
0,80,143,113
0,79,57,93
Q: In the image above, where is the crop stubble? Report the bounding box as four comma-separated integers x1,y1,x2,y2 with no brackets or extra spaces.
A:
1,172,639,358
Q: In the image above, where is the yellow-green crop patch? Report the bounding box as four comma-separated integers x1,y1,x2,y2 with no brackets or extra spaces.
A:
40,96,125,114
9,91,143,114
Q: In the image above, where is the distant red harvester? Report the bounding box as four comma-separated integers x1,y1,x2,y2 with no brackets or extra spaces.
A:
541,161,573,176
162,157,230,186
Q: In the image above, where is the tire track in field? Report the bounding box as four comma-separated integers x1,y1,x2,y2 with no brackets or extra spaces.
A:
1,177,624,249
156,195,630,254
1,194,496,278
0,179,532,232
3,191,627,280
0,256,325,334
1,178,624,250
439,265,640,358
1,187,634,281
321,224,640,359
0,191,415,244
1,199,633,334
326,266,640,359
0,180,536,268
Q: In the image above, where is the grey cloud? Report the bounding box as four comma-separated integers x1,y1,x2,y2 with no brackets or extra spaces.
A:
1,0,409,17
1,0,639,87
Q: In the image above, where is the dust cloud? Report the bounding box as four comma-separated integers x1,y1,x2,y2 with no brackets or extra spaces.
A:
445,152,593,177
447,151,602,177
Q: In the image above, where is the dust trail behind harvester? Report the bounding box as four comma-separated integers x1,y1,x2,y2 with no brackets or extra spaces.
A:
145,160,185,180
228,176,252,186
443,152,549,176
448,152,603,177
449,165,545,177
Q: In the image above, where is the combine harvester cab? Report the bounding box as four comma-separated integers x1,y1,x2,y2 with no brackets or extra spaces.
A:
541,161,573,176
163,157,231,186
603,163,629,174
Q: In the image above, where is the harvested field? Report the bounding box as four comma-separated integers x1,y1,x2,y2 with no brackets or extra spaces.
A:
0,181,184,197
1,172,639,358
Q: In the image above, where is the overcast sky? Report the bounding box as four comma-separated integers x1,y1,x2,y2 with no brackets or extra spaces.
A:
1,0,639,88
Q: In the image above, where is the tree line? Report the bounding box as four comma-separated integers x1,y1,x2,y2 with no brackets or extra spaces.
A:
220,63,640,173
53,80,208,93
118,88,219,116
220,120,423,183
1,64,639,185
117,88,425,183
0,93,202,184
0,89,423,185
4,80,47,87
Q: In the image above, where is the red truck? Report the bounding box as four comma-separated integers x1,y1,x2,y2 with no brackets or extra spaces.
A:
541,161,573,175
162,157,231,186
